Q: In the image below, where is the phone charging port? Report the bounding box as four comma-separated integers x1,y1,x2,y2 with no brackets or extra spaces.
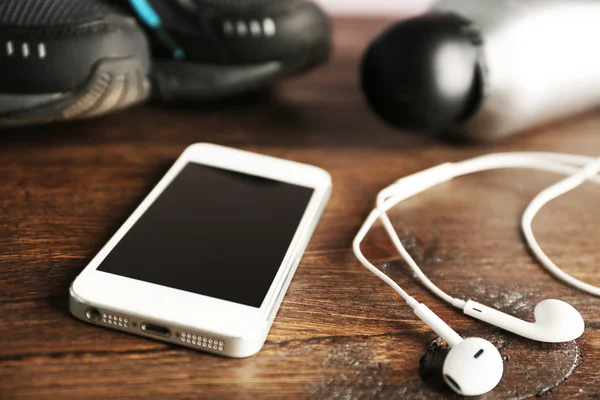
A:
140,323,171,337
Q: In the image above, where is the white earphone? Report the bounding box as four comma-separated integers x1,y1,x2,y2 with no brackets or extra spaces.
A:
354,152,599,396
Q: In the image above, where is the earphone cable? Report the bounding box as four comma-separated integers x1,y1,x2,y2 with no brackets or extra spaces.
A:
522,157,600,296
353,152,600,310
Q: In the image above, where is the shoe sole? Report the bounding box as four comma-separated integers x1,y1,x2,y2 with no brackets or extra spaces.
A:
150,36,330,101
0,56,149,127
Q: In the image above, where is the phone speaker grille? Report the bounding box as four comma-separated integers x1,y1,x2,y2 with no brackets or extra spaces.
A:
101,312,129,328
179,331,224,352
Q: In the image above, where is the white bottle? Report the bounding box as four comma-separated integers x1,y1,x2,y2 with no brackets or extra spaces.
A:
361,0,600,140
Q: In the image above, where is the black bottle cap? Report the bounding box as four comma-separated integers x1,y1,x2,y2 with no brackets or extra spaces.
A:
361,13,485,132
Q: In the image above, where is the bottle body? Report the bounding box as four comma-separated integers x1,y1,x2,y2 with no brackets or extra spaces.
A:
435,0,600,140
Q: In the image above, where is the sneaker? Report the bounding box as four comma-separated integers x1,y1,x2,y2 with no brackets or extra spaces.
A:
127,0,332,101
0,0,150,126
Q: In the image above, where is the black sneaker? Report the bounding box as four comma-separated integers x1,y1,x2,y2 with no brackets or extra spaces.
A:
127,0,332,101
0,0,150,126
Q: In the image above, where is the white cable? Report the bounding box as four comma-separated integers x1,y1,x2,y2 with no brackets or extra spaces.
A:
377,208,458,306
353,152,600,311
353,209,419,309
522,157,600,296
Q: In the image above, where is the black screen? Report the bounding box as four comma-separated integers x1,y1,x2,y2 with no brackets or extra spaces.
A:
97,163,314,308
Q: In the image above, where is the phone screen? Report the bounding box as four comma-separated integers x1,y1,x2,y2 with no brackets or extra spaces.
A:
97,162,315,308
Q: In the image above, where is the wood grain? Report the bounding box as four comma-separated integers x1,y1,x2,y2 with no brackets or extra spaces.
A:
1,17,600,400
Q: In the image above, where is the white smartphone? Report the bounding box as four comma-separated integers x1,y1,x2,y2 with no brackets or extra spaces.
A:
69,143,331,358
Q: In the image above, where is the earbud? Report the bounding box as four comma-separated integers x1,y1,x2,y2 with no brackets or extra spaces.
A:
443,337,504,396
414,303,503,396
463,299,584,343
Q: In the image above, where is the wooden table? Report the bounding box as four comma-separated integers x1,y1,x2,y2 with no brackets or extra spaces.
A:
1,18,600,400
